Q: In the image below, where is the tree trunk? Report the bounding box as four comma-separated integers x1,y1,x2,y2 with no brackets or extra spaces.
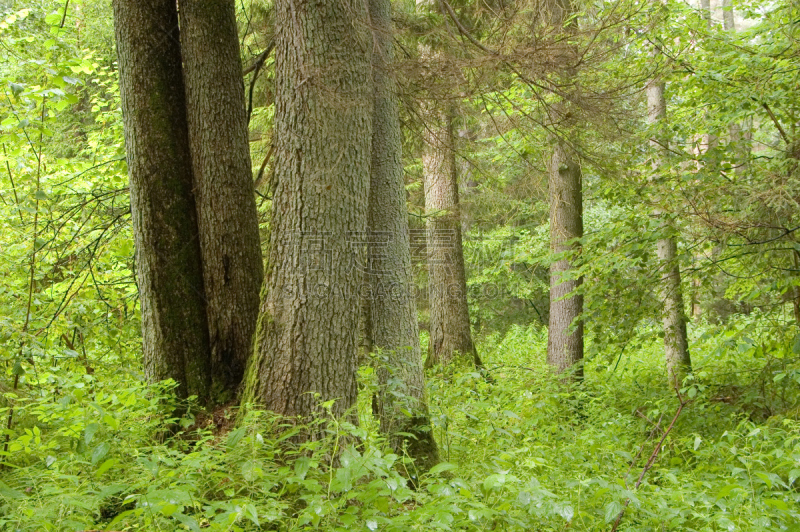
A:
701,0,711,24
241,0,373,424
547,140,584,377
722,0,735,32
178,0,263,400
546,0,583,378
113,0,212,401
368,0,439,472
647,74,692,389
422,107,481,369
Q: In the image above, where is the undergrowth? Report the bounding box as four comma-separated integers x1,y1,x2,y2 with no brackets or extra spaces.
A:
2,315,800,531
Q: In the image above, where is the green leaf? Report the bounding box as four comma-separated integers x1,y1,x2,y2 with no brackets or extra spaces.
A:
764,499,788,511
84,422,100,445
160,503,179,516
244,503,260,527
482,473,506,492
96,458,119,476
0,480,24,500
226,427,245,448
604,501,623,523
44,12,61,25
91,442,110,465
716,484,742,498
428,462,457,475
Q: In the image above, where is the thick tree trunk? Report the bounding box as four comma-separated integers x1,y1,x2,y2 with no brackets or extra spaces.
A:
113,0,212,401
178,0,263,399
368,0,439,472
547,140,584,377
422,108,481,369
647,76,692,389
241,0,373,424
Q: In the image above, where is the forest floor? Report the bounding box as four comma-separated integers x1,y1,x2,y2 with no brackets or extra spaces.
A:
1,316,799,531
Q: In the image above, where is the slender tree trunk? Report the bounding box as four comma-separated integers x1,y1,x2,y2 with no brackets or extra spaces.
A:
546,0,583,378
547,140,584,376
113,0,212,401
721,0,751,176
416,0,480,370
178,0,263,400
700,0,711,24
722,0,735,32
647,74,692,389
368,0,439,471
241,0,373,424
422,108,481,369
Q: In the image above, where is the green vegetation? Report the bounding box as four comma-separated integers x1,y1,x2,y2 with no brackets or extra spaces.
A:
2,0,800,530
2,319,800,530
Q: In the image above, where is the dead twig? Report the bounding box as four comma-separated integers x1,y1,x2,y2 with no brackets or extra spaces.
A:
610,389,689,531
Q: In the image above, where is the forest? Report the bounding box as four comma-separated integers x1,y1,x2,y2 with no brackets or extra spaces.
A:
0,0,799,529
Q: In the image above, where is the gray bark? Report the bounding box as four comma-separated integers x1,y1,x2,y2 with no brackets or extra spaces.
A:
701,0,711,24
546,0,583,378
647,75,692,389
113,0,212,401
242,0,373,423
422,108,481,369
368,0,439,472
179,0,263,399
722,0,735,31
547,140,583,377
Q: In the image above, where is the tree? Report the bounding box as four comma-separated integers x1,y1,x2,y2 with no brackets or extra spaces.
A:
417,0,481,370
367,0,439,471
647,79,692,388
241,0,373,423
112,0,212,401
546,0,583,378
178,0,263,398
421,107,482,369
647,20,691,389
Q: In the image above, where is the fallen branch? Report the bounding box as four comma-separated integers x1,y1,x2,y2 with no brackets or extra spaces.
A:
610,389,688,531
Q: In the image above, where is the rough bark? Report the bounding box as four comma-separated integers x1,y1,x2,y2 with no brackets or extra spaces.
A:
178,0,263,399
113,0,211,401
368,0,439,472
241,0,373,424
422,108,481,369
547,140,584,377
546,0,583,378
647,74,692,389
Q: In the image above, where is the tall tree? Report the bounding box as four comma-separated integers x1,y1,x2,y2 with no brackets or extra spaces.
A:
647,52,692,389
178,0,263,398
113,0,212,401
422,109,482,369
546,0,583,377
418,0,481,369
368,0,439,471
242,0,373,423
